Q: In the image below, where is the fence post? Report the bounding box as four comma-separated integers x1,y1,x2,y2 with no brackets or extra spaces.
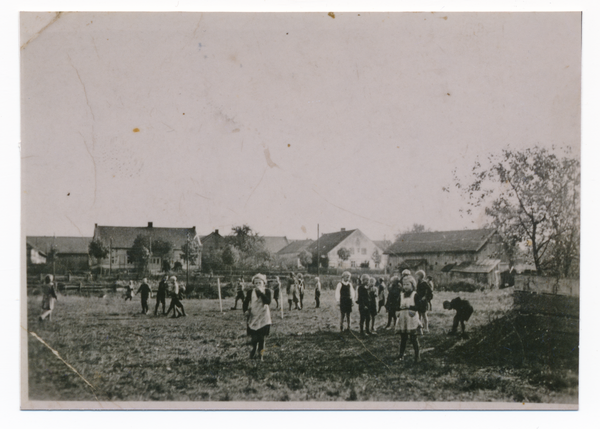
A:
217,278,223,313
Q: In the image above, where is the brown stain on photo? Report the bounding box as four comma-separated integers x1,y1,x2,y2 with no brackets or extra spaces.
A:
133,128,140,133
328,12,335,19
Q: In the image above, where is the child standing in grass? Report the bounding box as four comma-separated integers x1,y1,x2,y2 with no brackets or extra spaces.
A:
231,278,245,310
165,276,186,318
39,275,58,321
287,273,300,311
154,275,168,315
377,277,386,314
356,274,371,336
314,277,322,308
136,278,152,314
270,276,281,309
415,270,433,333
385,276,401,329
243,273,272,361
397,274,421,363
124,281,134,301
335,271,355,332
368,277,379,333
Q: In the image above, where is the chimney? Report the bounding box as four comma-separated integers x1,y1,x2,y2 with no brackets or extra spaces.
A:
95,223,97,228
215,229,219,234
341,228,346,232
148,222,153,228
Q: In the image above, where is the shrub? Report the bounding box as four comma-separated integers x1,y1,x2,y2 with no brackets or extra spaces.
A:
440,279,486,293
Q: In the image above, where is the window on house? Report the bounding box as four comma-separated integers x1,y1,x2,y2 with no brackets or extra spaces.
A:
350,248,355,255
127,256,133,264
351,261,356,267
338,261,344,267
361,248,366,255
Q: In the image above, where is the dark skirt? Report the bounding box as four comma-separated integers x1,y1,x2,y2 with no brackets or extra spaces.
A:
340,296,353,313
273,289,280,300
247,324,271,337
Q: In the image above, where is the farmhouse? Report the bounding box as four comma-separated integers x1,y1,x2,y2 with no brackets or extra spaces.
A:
200,229,225,254
276,239,314,268
306,228,385,269
26,236,92,271
92,222,201,273
384,228,508,286
263,236,290,254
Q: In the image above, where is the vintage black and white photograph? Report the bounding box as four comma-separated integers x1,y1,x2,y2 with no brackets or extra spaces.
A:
20,11,581,409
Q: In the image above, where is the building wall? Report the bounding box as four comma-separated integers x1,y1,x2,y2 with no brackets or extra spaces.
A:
96,248,200,272
386,232,507,274
327,230,384,269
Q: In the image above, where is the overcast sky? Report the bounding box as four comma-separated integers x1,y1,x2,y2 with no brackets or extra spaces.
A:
20,12,581,241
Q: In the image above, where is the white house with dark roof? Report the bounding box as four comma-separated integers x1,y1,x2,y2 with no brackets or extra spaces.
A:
306,228,384,269
92,222,201,272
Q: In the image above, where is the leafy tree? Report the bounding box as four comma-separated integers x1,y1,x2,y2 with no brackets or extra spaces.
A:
128,235,151,275
299,250,313,268
360,261,370,269
153,239,173,260
225,225,267,267
221,245,239,268
180,235,201,284
371,249,382,267
180,236,201,266
454,146,580,276
337,247,351,262
88,238,109,260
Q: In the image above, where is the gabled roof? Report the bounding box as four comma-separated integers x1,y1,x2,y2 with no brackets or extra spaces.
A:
374,240,392,252
277,239,314,255
26,236,92,255
93,225,198,249
451,258,501,274
262,236,290,254
306,229,357,255
385,229,496,255
200,230,224,244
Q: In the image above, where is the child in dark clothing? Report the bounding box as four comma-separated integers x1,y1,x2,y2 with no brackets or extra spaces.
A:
136,278,152,314
269,276,281,309
154,275,168,315
231,278,246,310
443,298,474,336
377,277,386,313
124,281,134,301
39,275,58,321
367,277,378,333
356,274,371,336
385,276,401,329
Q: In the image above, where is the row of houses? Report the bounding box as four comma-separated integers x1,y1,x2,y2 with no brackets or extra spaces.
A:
26,222,514,287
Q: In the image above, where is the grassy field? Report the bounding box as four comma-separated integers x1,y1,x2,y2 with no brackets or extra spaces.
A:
26,287,578,403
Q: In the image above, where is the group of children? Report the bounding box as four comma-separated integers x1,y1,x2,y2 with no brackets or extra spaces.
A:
37,269,473,365
334,269,472,362
123,276,187,318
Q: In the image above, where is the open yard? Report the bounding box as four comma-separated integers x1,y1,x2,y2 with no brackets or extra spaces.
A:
25,288,578,405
